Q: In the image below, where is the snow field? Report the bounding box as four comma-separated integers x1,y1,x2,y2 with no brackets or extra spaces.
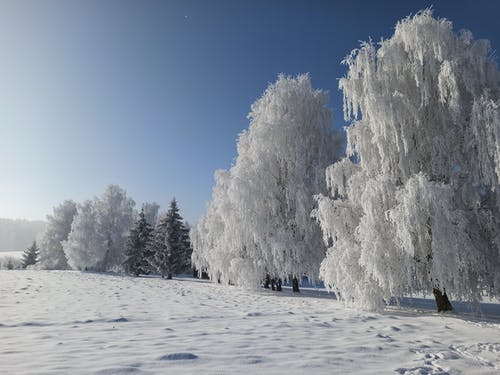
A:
1,271,500,374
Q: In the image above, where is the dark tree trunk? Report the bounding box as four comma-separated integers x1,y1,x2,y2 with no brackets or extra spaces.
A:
271,278,276,291
264,274,271,289
167,273,172,280
193,268,198,278
292,276,300,293
433,288,453,312
276,278,282,291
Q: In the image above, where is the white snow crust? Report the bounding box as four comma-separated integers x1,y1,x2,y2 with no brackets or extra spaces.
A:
1,270,500,374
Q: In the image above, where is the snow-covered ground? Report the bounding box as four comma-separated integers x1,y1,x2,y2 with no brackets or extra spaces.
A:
0,251,23,258
1,271,500,374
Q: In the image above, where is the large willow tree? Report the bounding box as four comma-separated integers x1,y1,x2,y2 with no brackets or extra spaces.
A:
314,10,500,310
192,74,341,288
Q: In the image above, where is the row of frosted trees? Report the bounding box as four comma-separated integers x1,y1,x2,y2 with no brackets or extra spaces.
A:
37,185,192,277
191,10,500,310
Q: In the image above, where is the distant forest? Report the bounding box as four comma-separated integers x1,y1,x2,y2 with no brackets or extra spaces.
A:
0,219,46,251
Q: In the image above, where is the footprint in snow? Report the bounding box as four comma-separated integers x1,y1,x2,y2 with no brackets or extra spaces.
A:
247,312,263,317
108,317,128,323
158,353,198,360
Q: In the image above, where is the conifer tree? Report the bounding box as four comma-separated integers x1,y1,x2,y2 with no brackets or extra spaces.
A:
22,240,39,268
124,209,154,276
180,221,193,272
152,199,189,279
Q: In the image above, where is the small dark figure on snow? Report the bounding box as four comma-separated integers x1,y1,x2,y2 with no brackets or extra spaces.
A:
433,287,453,312
276,278,282,292
292,276,300,293
264,274,271,289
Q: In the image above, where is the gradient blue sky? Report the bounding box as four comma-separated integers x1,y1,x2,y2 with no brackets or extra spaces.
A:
1,0,499,223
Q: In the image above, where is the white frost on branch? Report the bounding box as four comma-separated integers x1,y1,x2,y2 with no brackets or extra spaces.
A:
192,74,341,287
314,9,500,310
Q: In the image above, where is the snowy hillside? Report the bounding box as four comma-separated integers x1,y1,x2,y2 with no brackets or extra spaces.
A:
1,271,500,374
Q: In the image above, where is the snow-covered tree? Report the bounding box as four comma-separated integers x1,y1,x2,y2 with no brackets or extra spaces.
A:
124,209,154,276
95,185,136,271
142,202,160,227
314,10,500,310
192,74,341,289
181,221,193,272
0,255,18,270
63,185,135,272
63,200,107,271
39,200,77,270
152,199,190,278
22,240,39,268
191,170,232,281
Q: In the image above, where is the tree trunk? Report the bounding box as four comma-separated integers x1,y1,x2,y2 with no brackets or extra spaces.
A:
167,273,172,280
271,278,276,291
433,288,453,312
292,276,300,293
276,278,282,291
264,274,271,289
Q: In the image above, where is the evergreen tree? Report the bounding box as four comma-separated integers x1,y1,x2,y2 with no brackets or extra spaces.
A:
124,209,154,276
180,221,193,273
152,199,189,279
22,240,39,268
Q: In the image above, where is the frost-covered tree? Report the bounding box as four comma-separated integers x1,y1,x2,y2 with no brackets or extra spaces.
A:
0,255,20,270
63,200,107,271
191,170,232,282
152,199,190,278
192,74,341,289
39,200,77,270
63,185,135,272
95,185,136,271
22,240,39,268
124,209,154,276
142,202,160,227
314,10,500,310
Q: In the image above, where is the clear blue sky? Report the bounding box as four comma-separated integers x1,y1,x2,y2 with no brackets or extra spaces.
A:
0,0,498,223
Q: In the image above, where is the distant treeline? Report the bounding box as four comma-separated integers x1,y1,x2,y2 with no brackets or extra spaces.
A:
0,219,46,251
